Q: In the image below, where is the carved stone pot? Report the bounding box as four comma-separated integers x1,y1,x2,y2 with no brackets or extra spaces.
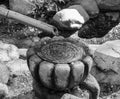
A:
27,36,100,99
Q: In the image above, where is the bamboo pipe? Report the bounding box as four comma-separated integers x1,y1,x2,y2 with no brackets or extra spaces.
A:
0,7,59,35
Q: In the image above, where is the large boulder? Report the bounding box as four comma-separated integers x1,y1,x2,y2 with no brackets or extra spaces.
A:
91,40,120,84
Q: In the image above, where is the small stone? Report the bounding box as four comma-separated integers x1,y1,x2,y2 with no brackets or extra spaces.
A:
61,93,86,99
32,37,40,43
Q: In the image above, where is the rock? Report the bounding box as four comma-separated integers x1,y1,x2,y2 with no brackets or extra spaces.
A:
96,0,120,10
61,93,85,99
0,83,8,98
91,40,120,84
0,41,19,62
94,40,120,72
9,0,36,15
88,44,100,56
70,32,80,39
0,63,9,84
6,59,29,75
80,0,99,17
18,48,28,58
17,38,35,48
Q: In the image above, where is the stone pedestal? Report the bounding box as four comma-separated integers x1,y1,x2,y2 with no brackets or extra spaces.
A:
32,80,89,99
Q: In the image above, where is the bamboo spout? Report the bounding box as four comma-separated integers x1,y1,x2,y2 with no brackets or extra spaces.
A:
0,7,58,35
